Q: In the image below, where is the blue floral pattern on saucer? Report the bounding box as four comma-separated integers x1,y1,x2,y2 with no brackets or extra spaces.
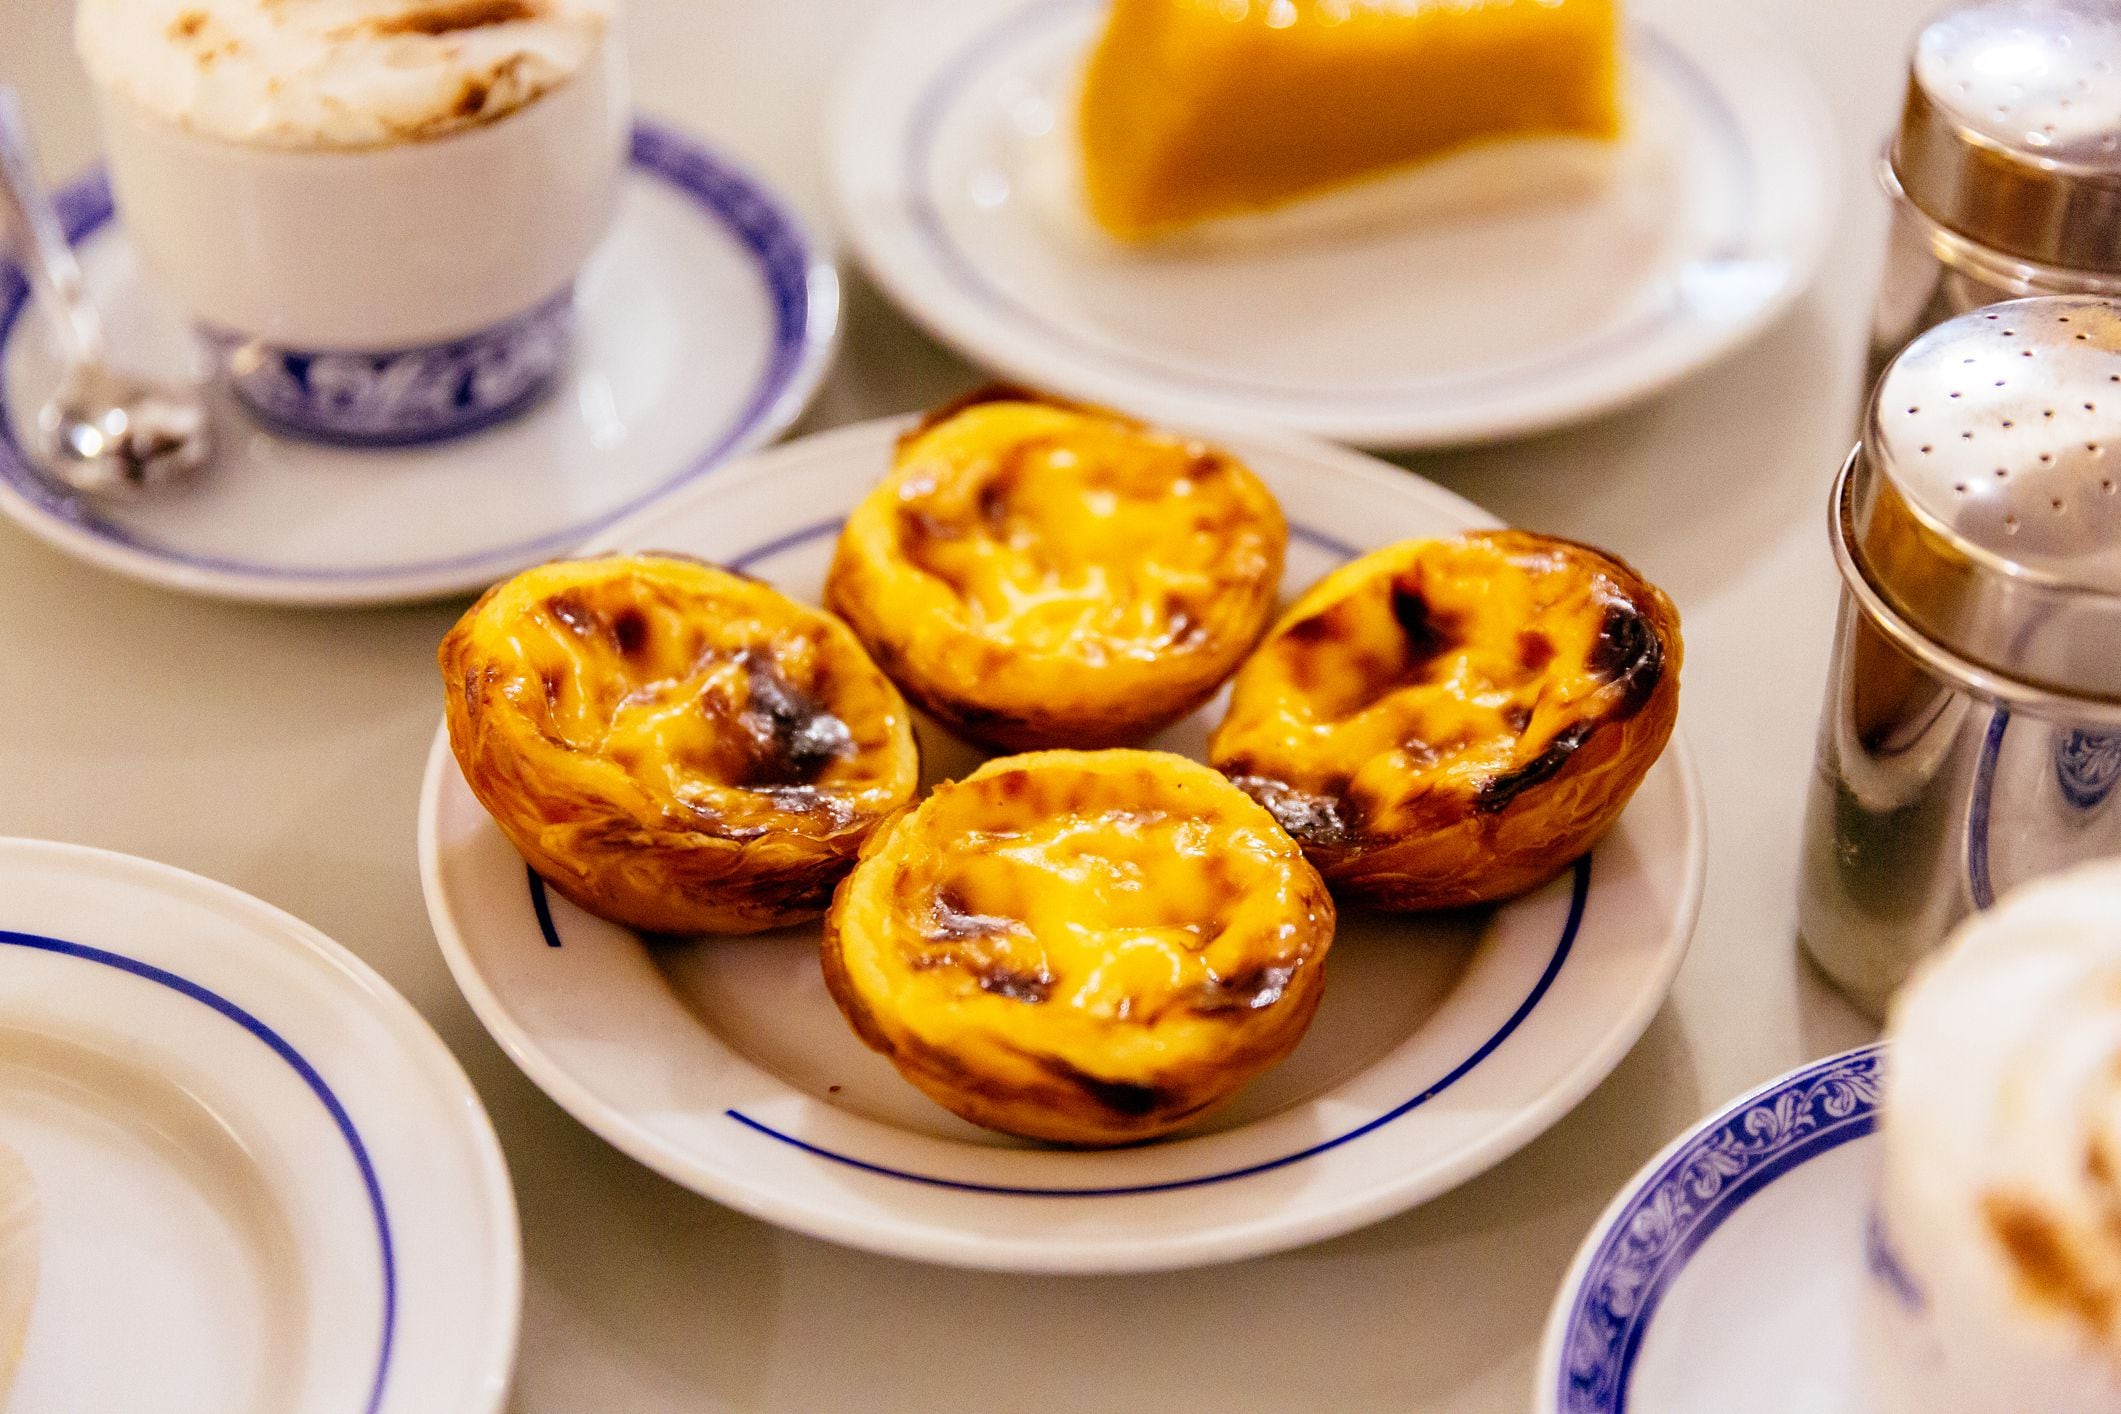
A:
1552,1045,1884,1413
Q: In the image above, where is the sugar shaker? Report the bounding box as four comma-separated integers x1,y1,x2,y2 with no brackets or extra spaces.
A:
1801,296,2121,1018
1869,0,2121,380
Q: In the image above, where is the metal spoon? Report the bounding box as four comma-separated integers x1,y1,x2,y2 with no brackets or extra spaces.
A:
0,86,207,496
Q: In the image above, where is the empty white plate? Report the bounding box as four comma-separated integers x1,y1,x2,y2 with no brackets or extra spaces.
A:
0,121,838,606
831,0,1835,448
0,838,519,1413
1539,1045,1886,1414
418,415,1706,1273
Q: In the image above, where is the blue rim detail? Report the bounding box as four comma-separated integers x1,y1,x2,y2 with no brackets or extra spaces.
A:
533,853,1587,1197
1966,706,2009,911
1553,1046,1883,1413
727,857,1586,1196
728,516,852,574
1289,523,1365,562
529,864,564,948
715,515,1364,577
0,120,826,584
0,927,397,1414
903,1,1757,406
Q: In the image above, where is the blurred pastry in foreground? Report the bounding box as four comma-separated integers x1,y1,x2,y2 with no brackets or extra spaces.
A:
1076,0,1623,240
0,1141,34,1403
822,750,1335,1145
1209,530,1679,910
1869,861,2121,1414
826,390,1286,751
440,555,920,935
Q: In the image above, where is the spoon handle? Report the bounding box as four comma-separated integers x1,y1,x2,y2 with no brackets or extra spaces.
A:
0,86,106,367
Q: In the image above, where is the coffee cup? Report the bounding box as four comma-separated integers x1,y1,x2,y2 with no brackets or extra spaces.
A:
76,0,629,444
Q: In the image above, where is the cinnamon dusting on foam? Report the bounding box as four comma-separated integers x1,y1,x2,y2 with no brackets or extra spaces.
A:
1884,860,2121,1370
1983,1191,2121,1335
78,0,610,148
354,0,541,36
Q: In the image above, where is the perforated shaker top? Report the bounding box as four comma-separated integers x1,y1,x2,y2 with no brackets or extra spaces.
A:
1895,0,2121,272
1852,296,2121,698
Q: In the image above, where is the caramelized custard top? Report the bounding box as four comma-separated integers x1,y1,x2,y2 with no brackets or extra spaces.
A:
460,556,914,839
834,751,1332,1085
879,399,1285,665
1211,531,1667,844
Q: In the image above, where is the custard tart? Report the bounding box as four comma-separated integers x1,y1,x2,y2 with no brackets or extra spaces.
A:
1209,531,1680,911
824,391,1286,752
822,749,1335,1146
440,554,920,935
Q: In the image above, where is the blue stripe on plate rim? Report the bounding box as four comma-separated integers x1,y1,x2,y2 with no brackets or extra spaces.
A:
0,927,397,1414
900,0,1757,406
529,855,1589,1198
711,516,1364,577
517,509,1596,1198
1551,1044,1885,1414
0,120,830,584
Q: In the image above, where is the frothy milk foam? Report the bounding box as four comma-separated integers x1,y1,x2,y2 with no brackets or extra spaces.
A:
1871,859,2121,1413
77,0,611,149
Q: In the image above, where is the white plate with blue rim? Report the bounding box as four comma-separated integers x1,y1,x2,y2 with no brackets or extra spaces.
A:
416,414,1706,1273
1539,1044,1887,1414
0,119,838,607
0,837,519,1413
830,0,1835,450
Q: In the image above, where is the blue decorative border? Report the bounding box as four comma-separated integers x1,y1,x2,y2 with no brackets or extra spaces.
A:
1553,1046,1883,1413
1966,706,2009,911
0,927,397,1413
1960,699,2121,915
2055,727,2121,812
530,864,564,949
199,290,578,448
901,0,1757,406
0,119,828,584
531,849,1585,1196
524,511,1589,1196
712,514,1362,578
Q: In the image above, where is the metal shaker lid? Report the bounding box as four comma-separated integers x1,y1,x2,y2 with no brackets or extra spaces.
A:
1847,295,2121,703
1891,0,2121,274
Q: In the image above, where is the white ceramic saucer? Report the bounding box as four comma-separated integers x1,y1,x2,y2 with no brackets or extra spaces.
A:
832,0,1835,449
0,121,838,606
0,838,519,1413
1539,1044,1886,1414
418,415,1706,1273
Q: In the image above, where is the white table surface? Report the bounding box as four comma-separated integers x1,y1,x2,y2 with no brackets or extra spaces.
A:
0,2,1901,1408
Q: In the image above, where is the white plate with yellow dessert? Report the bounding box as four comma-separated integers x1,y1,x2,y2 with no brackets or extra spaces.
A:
830,0,1835,448
418,412,1705,1273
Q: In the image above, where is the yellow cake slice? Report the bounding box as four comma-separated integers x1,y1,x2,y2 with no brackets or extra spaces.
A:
1077,0,1622,241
